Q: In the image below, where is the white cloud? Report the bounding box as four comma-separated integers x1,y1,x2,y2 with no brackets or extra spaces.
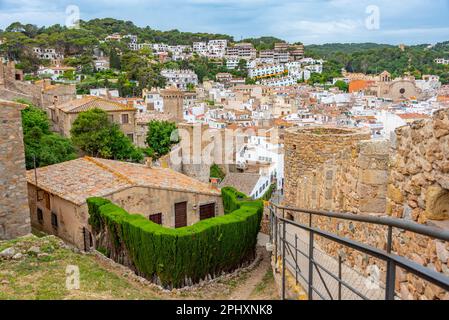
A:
0,0,447,44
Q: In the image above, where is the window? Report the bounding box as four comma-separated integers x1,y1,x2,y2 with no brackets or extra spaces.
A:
37,208,43,223
149,213,162,225
121,114,129,124
108,115,114,123
51,212,58,228
127,133,134,142
44,192,51,210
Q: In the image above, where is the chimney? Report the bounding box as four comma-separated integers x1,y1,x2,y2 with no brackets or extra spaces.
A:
210,177,220,189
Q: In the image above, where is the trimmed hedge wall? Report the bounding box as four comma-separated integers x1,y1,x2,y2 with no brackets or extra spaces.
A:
87,187,263,288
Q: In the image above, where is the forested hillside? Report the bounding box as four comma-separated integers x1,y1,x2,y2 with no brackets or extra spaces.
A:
1,18,448,87
306,42,449,83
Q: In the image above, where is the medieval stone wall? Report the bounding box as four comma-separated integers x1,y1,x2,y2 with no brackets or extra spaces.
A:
0,100,31,239
282,117,449,300
387,108,449,223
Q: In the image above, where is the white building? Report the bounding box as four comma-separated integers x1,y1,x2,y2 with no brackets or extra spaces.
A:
262,76,298,87
160,69,199,90
435,58,449,65
226,58,256,70
193,42,208,56
37,66,75,80
236,129,285,193
249,64,285,79
207,40,227,58
226,43,257,61
143,90,164,113
94,58,110,71
152,43,169,53
33,48,64,62
89,88,120,98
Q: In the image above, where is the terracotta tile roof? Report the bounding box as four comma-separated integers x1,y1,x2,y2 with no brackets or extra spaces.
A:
55,96,136,114
220,172,261,196
398,113,430,120
26,157,220,205
135,112,175,124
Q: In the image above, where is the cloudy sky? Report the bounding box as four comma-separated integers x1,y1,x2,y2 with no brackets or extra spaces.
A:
0,0,448,45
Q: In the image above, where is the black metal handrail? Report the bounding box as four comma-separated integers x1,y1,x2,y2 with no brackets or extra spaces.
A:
269,203,449,300
276,205,449,242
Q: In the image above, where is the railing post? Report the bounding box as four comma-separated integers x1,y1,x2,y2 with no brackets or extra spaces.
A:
308,212,313,300
385,225,396,300
308,230,314,300
274,213,278,262
338,254,342,300
295,233,298,285
282,219,286,300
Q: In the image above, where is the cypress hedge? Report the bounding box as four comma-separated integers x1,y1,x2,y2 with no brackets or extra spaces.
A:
87,187,263,288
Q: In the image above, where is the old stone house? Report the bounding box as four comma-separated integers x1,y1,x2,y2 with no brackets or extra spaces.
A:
135,112,175,148
49,96,137,142
26,157,223,250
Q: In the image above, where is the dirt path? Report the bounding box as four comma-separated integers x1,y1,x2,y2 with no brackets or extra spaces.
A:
228,248,273,300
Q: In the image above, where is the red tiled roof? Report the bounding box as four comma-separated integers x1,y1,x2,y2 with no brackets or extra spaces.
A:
398,113,429,120
55,96,136,114
26,157,220,205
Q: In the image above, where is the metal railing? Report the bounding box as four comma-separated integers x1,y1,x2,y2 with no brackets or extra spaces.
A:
269,204,449,300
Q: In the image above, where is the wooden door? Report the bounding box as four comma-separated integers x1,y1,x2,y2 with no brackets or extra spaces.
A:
200,203,216,221
175,202,187,228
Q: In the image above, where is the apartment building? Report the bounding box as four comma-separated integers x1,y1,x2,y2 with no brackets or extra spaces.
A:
33,47,64,64
262,76,298,87
249,64,286,79
226,43,257,60
160,69,199,90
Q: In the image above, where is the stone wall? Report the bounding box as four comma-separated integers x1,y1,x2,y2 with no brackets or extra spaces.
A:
282,119,449,300
387,108,449,223
283,127,373,212
0,62,76,108
0,100,31,239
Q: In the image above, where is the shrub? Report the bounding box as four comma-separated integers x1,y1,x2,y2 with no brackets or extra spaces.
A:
210,163,225,181
87,187,263,288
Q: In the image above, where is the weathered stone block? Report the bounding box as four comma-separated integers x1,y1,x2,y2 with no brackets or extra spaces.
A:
360,169,388,185
424,185,449,220
387,184,404,203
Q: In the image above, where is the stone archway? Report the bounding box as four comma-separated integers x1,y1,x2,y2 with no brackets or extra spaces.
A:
425,186,449,220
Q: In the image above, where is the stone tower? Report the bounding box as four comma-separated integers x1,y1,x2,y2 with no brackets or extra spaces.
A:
283,127,372,211
0,100,31,239
161,87,184,121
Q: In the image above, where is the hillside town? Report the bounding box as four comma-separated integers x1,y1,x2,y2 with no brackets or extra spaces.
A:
1,14,449,303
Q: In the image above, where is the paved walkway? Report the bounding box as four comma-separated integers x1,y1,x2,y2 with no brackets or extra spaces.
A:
278,224,385,300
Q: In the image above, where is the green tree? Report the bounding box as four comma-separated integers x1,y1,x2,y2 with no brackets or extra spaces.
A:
19,100,76,169
210,164,225,180
109,47,121,70
70,108,143,162
145,120,178,159
334,80,349,92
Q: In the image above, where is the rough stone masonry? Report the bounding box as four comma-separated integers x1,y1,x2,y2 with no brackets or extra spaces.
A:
0,99,31,239
282,116,449,300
